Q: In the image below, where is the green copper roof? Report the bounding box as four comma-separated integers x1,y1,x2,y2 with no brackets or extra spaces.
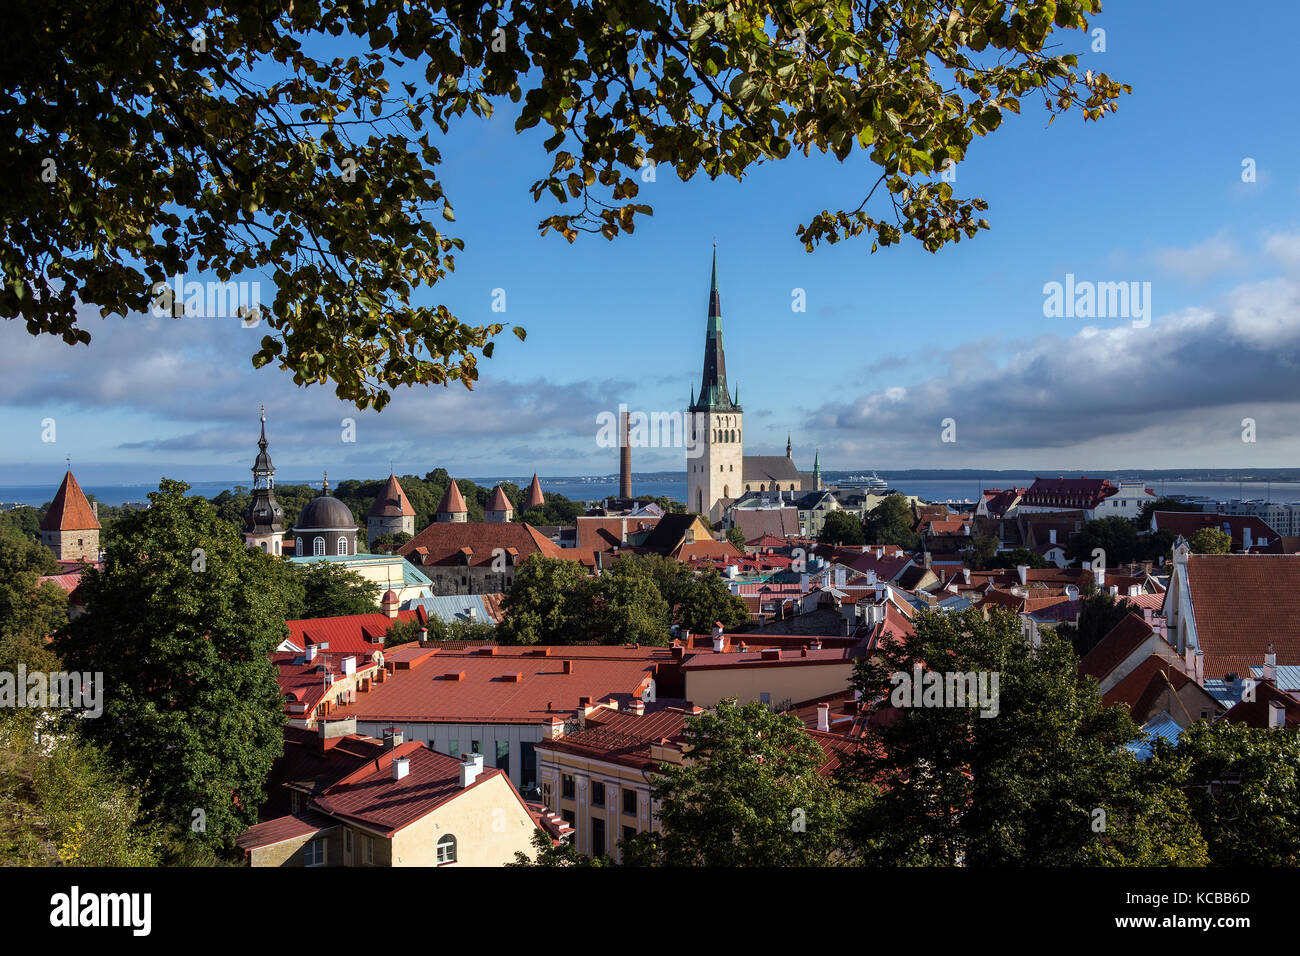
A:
692,246,739,412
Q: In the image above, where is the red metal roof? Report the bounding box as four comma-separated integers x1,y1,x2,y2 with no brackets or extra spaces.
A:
312,742,508,835
284,608,427,656
336,647,666,724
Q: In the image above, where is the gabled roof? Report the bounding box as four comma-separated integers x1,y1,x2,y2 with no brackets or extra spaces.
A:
639,512,709,554
39,470,100,532
1101,655,1193,714
1078,613,1157,682
312,742,517,836
437,480,467,515
742,455,801,483
367,474,415,518
1221,680,1300,729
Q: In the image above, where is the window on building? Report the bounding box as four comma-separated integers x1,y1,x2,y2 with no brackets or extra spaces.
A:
261,541,269,553
592,817,606,857
623,825,637,844
436,834,457,864
591,781,605,807
561,809,575,828
304,839,326,867
562,774,575,800
623,787,637,815
362,835,374,865
337,535,348,555
471,740,480,754
521,742,537,789
313,536,325,556
495,740,510,770
447,740,460,758
345,829,353,855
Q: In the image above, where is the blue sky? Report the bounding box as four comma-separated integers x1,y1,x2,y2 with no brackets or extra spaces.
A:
4,1,1300,485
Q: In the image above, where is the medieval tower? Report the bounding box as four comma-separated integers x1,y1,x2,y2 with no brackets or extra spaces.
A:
686,248,743,523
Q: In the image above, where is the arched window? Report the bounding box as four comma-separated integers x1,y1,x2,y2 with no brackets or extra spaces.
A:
261,542,268,553
337,536,347,555
436,834,457,864
275,540,281,555
313,536,325,556
296,537,303,554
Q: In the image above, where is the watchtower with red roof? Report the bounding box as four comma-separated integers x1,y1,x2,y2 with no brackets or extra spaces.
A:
39,469,100,562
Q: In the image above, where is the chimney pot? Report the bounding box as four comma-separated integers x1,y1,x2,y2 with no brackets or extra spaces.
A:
392,756,410,780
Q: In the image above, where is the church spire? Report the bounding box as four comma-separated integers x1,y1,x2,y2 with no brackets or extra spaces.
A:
692,245,738,412
786,434,792,458
813,448,822,489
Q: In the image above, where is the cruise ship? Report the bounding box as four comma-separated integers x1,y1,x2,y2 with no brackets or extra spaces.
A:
845,472,889,491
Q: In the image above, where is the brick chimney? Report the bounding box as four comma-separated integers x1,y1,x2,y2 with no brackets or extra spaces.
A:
619,409,632,499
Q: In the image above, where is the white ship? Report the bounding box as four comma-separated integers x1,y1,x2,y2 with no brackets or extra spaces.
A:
846,472,889,491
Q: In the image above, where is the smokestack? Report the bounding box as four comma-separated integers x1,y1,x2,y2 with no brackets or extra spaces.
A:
620,409,632,499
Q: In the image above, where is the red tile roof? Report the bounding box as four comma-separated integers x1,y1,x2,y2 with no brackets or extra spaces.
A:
1153,511,1281,551
575,515,661,552
367,473,416,518
1101,655,1191,712
1022,476,1118,510
1222,681,1300,729
437,479,467,515
731,508,800,542
534,705,694,770
399,521,566,568
487,485,512,513
524,474,546,510
39,470,99,531
1183,554,1300,679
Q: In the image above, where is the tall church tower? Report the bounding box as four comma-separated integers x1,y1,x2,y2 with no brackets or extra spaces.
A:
243,406,285,555
686,247,743,523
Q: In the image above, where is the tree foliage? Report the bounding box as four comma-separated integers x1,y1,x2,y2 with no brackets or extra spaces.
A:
282,560,379,619
628,700,863,865
7,0,1124,408
1188,527,1231,555
845,607,1207,865
862,494,920,549
1163,720,1300,867
54,479,289,849
818,509,865,546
